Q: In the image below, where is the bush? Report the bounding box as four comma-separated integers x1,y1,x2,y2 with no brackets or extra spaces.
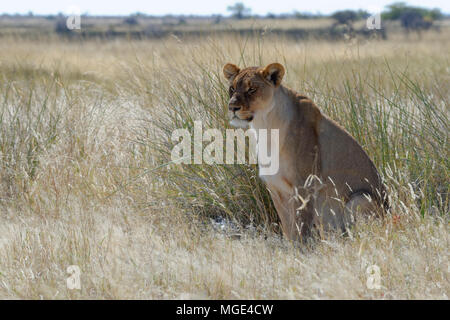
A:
55,17,70,34
124,16,139,26
400,10,432,31
331,10,358,26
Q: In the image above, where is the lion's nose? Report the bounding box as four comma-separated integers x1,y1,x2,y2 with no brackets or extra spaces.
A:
229,105,241,112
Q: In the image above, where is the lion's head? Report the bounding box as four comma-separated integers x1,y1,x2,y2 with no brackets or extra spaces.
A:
223,62,285,128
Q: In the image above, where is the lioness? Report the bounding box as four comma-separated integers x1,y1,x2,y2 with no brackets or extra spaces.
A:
223,62,388,241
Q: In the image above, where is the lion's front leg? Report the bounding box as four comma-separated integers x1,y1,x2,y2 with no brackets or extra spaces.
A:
268,187,314,242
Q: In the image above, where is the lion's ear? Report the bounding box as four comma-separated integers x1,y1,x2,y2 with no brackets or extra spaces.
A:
223,63,240,81
261,63,285,87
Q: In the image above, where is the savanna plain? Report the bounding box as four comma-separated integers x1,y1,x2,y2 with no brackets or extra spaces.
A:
0,28,448,299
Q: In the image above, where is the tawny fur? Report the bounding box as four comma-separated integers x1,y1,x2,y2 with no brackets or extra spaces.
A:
223,62,388,241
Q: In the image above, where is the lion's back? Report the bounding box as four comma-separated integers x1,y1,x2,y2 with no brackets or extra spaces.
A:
318,115,383,201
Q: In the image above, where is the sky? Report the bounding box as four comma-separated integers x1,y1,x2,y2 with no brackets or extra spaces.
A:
1,0,449,16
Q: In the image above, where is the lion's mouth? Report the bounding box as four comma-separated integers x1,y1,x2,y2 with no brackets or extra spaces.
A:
232,114,253,122
230,115,253,128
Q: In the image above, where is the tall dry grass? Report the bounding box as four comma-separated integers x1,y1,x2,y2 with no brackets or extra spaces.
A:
0,31,448,299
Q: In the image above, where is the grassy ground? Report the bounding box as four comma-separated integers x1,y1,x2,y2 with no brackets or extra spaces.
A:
0,31,448,299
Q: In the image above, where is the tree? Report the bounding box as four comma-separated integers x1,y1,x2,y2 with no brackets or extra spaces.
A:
382,2,442,21
382,2,442,32
355,10,370,20
227,2,251,19
331,10,358,28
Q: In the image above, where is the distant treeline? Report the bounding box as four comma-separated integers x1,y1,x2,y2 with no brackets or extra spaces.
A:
2,2,446,21
0,2,447,40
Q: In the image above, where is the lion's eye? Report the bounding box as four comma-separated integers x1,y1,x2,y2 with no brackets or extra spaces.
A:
248,87,257,94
